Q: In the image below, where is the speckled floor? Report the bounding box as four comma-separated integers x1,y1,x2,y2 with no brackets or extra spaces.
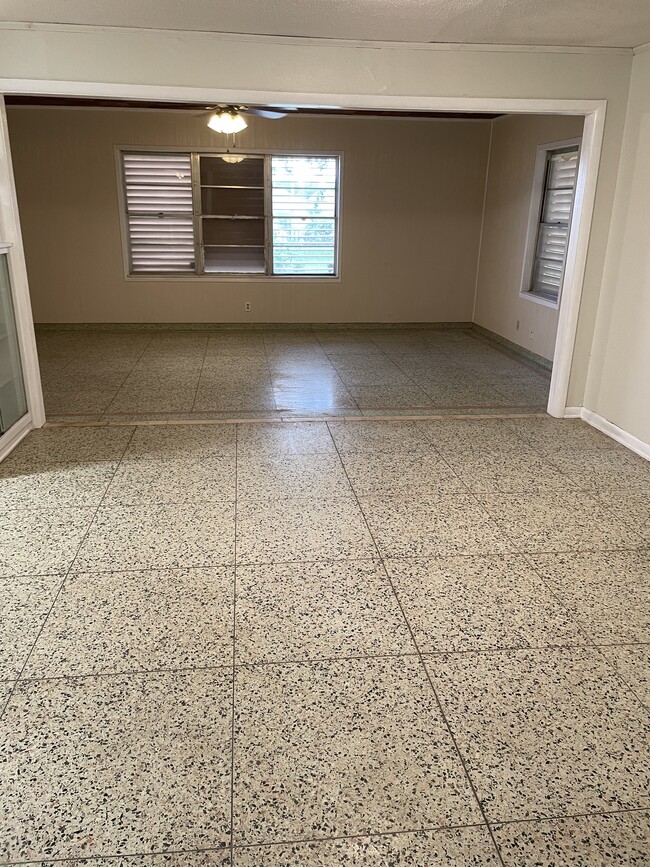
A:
1,416,649,865
36,327,551,421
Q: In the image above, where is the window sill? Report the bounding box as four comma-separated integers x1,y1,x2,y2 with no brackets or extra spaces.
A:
125,273,341,283
519,290,560,310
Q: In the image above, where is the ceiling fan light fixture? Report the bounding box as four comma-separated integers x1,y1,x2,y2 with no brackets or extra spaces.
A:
207,108,248,134
221,154,245,164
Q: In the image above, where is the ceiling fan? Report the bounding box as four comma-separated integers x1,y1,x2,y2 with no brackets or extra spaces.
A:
204,104,296,133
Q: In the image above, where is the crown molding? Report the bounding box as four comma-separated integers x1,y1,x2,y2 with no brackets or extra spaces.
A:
0,20,634,56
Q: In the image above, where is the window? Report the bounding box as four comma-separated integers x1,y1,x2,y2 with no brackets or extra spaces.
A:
522,143,580,305
121,151,340,277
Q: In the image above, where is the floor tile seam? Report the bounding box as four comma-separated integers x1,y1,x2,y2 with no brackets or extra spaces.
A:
0,427,140,721
309,331,364,412
456,485,646,553
259,331,279,413
97,355,149,416
486,803,650,831
364,336,432,394
16,653,426,685
323,421,506,867
42,412,548,428
229,423,239,856
588,644,650,716
516,552,650,715
0,820,494,866
4,545,648,584
465,329,554,380
378,549,507,866
189,329,212,413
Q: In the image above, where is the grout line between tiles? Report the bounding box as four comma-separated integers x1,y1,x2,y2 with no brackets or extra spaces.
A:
0,426,139,721
3,803,650,866
189,332,211,413
229,422,238,855
323,420,507,867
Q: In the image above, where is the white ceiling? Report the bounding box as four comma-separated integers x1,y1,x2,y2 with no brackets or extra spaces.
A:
1,0,649,49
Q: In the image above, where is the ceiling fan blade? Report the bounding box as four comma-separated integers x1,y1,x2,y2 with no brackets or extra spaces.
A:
244,108,289,119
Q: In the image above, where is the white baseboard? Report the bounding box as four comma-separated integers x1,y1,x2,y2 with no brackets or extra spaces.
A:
567,407,650,461
0,413,33,462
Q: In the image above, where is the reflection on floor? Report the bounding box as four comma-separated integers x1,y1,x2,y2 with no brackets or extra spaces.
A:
36,327,551,421
1,416,649,864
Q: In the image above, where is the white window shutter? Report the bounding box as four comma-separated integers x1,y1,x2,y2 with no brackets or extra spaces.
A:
122,153,195,273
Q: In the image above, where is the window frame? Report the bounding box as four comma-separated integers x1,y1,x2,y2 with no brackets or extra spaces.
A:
519,137,581,309
115,145,343,282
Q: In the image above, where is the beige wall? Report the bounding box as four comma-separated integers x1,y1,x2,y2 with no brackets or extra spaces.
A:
586,49,650,445
474,114,585,361
7,107,489,324
0,24,634,406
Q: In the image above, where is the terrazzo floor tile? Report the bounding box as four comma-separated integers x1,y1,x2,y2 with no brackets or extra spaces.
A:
235,826,500,865
477,490,643,553
527,551,650,644
73,502,235,571
327,420,433,454
386,555,585,652
37,851,232,867
594,488,650,544
23,567,234,678
602,645,650,707
0,458,118,510
508,416,617,453
108,378,200,413
419,381,514,408
0,669,233,861
358,493,515,559
426,648,650,822
236,422,335,457
493,810,650,866
0,507,95,576
193,385,277,412
236,495,376,564
0,574,62,679
418,418,525,455
236,453,351,500
103,455,236,505
234,560,413,663
548,449,650,490
332,366,415,387
347,385,434,409
340,449,466,496
122,424,236,460
441,449,571,493
10,425,135,463
272,384,358,413
233,656,482,845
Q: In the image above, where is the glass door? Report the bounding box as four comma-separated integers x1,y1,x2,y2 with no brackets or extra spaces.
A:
0,246,28,434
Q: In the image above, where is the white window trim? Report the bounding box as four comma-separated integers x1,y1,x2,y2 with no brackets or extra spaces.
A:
114,145,343,282
519,137,582,309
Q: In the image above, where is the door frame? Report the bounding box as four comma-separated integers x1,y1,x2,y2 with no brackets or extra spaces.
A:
0,81,607,442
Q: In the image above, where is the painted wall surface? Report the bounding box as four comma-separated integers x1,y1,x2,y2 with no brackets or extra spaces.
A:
474,113,585,361
586,50,650,445
0,23,633,404
7,108,489,323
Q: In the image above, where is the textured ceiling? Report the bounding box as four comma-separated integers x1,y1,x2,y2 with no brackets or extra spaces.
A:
0,0,649,48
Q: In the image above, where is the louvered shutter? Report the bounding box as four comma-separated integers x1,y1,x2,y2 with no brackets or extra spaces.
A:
271,156,338,275
531,148,579,300
122,153,196,273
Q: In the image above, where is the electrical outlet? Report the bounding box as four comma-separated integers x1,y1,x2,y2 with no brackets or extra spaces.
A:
245,302,251,312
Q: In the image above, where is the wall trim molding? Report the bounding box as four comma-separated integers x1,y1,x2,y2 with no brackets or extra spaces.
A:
564,406,650,460
471,323,553,370
0,21,634,56
34,321,474,332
